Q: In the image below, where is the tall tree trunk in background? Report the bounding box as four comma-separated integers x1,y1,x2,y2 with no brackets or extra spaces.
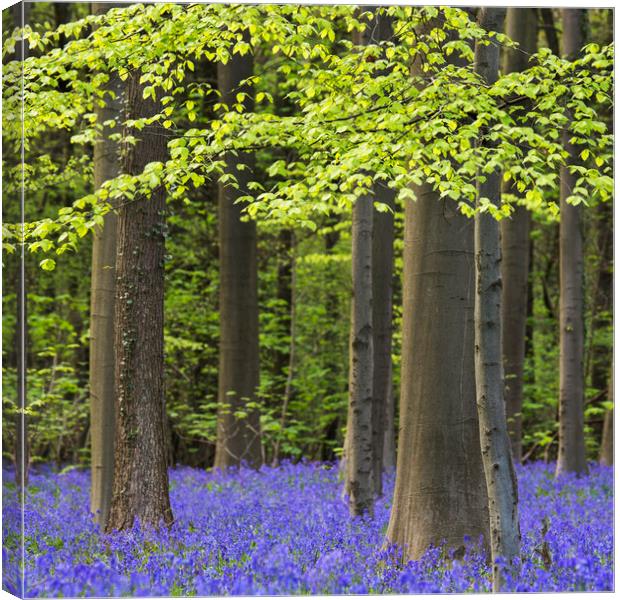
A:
89,2,123,529
13,0,30,490
341,7,394,504
321,220,342,462
474,8,520,591
346,191,374,517
53,1,71,47
599,373,613,466
372,183,395,495
105,71,173,532
369,12,396,498
539,8,560,56
590,200,613,462
214,47,262,469
386,15,489,560
556,8,588,477
382,388,396,470
500,8,537,464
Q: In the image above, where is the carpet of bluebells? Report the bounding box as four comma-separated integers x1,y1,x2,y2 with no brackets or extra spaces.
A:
2,461,613,596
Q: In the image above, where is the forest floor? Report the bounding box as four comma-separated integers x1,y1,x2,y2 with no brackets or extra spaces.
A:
2,461,613,596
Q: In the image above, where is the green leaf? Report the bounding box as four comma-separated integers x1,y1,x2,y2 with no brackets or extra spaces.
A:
39,258,56,271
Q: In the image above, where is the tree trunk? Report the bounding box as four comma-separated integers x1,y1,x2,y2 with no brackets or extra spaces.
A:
54,1,71,47
89,1,123,529
599,368,613,466
105,71,173,532
473,7,520,591
500,8,538,464
367,10,396,498
556,9,588,477
214,47,262,469
343,10,395,503
589,199,613,457
539,8,560,56
386,182,490,558
385,14,489,561
347,193,374,516
372,183,395,496
385,191,489,559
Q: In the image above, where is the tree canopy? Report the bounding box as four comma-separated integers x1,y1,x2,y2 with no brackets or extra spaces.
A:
3,4,613,263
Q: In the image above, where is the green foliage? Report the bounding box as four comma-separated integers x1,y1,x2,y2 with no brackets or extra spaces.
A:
2,293,89,466
3,5,613,259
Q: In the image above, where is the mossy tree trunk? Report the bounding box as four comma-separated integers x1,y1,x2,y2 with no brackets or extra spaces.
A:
105,70,173,532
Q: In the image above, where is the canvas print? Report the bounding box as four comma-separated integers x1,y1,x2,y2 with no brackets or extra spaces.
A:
1,1,614,597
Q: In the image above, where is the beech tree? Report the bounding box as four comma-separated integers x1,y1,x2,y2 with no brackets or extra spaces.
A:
369,14,397,497
105,72,173,532
89,1,123,528
556,8,588,477
473,7,520,590
599,375,613,466
590,197,613,468
372,182,396,493
500,7,538,463
344,8,395,510
385,16,490,558
346,190,374,515
214,45,263,470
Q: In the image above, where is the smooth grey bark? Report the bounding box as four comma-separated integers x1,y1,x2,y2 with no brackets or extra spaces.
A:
474,8,520,591
89,2,123,529
214,48,263,469
372,183,395,495
386,15,489,561
385,183,489,559
556,9,588,477
346,193,375,516
500,8,538,464
105,71,173,532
